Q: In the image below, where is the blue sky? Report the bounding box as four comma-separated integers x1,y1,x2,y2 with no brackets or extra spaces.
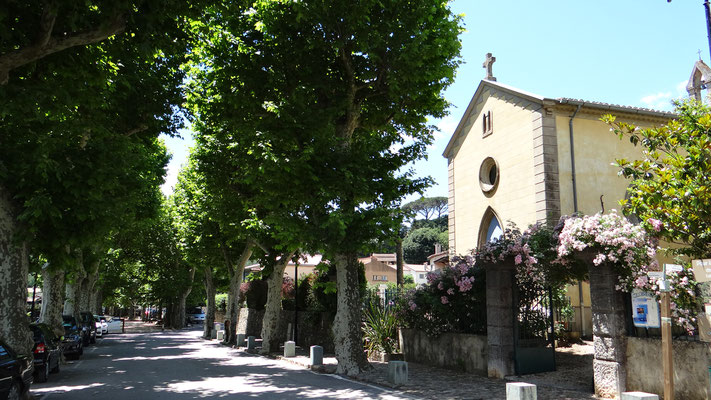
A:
161,0,707,198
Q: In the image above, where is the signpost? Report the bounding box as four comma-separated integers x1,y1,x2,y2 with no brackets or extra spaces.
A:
661,264,675,400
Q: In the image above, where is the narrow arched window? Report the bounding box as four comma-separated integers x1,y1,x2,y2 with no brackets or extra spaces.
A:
478,207,503,247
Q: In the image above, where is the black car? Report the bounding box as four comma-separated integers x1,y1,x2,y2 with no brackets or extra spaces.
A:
63,315,91,345
61,325,83,360
0,340,33,399
29,323,62,383
79,312,98,344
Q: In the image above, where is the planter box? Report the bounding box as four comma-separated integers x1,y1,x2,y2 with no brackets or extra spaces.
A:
400,328,487,375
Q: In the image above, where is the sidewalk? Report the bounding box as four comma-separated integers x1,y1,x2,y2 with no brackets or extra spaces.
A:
267,346,598,400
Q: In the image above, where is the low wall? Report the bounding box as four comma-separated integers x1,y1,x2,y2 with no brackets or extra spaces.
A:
237,308,335,353
400,328,487,375
626,337,711,400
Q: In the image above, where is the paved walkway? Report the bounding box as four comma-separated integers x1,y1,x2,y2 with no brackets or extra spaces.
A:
265,344,598,400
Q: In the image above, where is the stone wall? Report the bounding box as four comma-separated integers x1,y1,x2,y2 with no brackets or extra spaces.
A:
626,337,711,400
400,328,487,375
237,308,335,353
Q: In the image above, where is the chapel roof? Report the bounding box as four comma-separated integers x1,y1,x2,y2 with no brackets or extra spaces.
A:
443,80,677,158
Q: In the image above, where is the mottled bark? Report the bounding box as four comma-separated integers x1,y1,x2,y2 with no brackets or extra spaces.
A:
333,253,370,376
224,240,255,344
40,266,66,337
80,260,99,313
203,267,216,340
63,251,86,321
89,289,102,314
261,252,295,354
0,189,33,356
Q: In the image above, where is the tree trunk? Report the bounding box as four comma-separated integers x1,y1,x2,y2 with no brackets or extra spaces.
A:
261,252,295,354
40,267,66,337
0,189,33,356
173,266,196,329
203,267,216,339
332,253,370,376
80,260,99,313
63,252,86,321
89,288,102,314
224,241,255,345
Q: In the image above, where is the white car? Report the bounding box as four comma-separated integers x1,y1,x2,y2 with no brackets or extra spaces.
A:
105,317,123,334
94,315,108,335
186,307,205,324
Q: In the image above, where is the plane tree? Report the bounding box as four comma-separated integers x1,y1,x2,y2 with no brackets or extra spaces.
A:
0,1,198,354
187,0,462,375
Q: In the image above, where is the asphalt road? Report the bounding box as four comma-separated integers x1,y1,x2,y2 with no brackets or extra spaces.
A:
30,325,409,400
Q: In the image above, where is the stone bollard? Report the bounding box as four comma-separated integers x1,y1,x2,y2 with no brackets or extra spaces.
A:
506,382,536,400
284,341,296,357
216,330,225,341
387,361,408,386
620,392,659,400
310,345,324,366
236,333,246,347
247,336,256,350
210,329,217,340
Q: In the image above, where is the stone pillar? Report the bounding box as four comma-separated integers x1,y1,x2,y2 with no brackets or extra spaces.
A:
310,345,324,366
485,259,516,378
506,382,537,400
583,254,628,398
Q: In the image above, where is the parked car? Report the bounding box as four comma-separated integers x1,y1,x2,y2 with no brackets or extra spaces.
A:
105,317,123,334
78,312,97,344
63,315,88,345
29,323,61,383
186,307,205,324
61,325,83,360
0,341,33,400
94,315,108,335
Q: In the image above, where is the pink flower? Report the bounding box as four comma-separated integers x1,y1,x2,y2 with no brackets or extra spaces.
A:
648,218,663,232
447,288,454,295
440,296,449,304
514,254,522,264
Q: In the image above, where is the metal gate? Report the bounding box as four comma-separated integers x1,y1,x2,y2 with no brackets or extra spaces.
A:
512,279,556,375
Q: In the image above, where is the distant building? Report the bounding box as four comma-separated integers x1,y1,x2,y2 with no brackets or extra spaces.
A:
244,254,322,280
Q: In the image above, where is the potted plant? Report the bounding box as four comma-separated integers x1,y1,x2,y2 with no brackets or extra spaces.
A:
362,301,402,361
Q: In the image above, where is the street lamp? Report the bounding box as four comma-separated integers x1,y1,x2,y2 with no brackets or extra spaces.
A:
668,0,711,61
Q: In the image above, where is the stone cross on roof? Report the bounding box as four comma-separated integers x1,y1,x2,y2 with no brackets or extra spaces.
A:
483,53,496,81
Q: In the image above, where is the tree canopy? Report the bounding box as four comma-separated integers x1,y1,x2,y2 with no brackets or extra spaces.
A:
606,100,711,258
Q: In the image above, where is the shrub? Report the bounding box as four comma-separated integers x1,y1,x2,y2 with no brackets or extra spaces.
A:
241,279,268,310
399,256,486,336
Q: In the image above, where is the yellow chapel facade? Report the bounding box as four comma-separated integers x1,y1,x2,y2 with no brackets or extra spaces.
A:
443,78,675,336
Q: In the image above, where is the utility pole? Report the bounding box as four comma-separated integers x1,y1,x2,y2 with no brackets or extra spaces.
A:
667,0,711,60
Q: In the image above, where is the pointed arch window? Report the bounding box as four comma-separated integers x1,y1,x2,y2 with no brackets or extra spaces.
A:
478,207,503,247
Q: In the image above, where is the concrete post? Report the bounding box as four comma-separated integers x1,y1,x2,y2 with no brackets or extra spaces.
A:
582,252,628,398
284,341,296,357
506,382,537,400
236,333,246,347
247,336,256,350
310,345,324,366
387,361,408,386
216,330,225,341
485,259,516,378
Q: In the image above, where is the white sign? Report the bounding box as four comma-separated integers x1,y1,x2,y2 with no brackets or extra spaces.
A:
664,264,683,274
631,289,660,328
692,259,711,283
